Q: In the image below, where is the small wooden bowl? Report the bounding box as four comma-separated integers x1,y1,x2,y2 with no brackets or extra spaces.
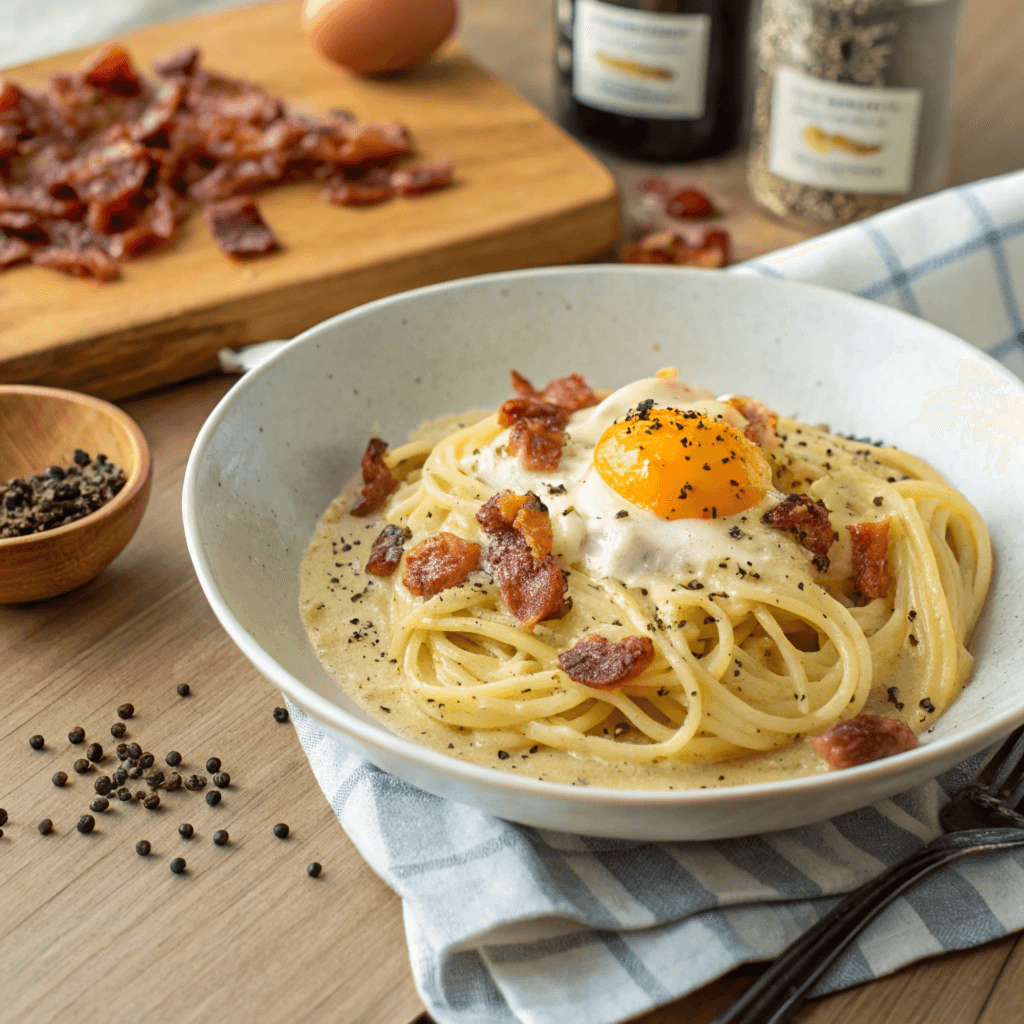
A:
0,385,152,604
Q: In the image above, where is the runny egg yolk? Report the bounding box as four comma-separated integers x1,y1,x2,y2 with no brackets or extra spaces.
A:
593,407,772,519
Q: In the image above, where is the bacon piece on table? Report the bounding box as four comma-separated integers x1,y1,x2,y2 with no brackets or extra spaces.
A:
476,490,565,627
0,235,31,268
31,245,119,281
762,494,836,572
390,159,453,196
322,168,395,206
810,714,918,768
558,634,655,688
402,532,481,597
83,45,144,97
365,524,411,578
154,46,201,78
203,197,278,257
621,227,731,269
350,438,398,517
848,519,891,601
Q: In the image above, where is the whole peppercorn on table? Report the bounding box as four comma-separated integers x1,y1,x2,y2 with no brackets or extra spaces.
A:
2,1,1024,1023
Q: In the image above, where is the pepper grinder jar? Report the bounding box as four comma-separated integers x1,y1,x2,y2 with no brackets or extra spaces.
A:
747,0,964,228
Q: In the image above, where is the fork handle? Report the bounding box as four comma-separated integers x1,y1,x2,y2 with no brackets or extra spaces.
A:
718,827,1024,1024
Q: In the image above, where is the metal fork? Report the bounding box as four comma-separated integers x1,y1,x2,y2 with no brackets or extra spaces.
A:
719,724,1024,1024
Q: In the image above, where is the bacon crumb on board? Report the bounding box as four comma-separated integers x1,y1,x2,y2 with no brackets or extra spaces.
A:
558,634,655,688
476,490,565,628
402,532,481,597
350,438,398,517
365,524,410,577
848,520,891,601
762,494,835,572
0,43,452,281
810,714,918,768
621,228,731,268
203,197,278,256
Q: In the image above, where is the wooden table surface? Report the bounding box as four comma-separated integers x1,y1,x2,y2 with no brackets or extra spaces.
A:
2,2,1022,1023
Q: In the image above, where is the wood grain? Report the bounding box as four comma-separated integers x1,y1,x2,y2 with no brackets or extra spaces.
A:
0,0,618,400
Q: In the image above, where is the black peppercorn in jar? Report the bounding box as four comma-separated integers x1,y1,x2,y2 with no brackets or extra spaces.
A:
555,0,753,161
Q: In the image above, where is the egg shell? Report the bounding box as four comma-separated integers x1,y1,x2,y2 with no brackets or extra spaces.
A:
302,0,459,75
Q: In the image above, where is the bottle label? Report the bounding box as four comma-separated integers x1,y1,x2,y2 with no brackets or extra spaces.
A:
572,0,711,120
768,67,923,195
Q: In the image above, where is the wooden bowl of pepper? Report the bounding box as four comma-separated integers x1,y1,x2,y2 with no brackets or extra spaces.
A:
0,385,152,603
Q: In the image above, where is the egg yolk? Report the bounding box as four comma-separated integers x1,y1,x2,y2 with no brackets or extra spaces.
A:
594,406,772,519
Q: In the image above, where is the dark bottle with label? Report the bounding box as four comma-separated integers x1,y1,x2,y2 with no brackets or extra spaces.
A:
555,0,753,162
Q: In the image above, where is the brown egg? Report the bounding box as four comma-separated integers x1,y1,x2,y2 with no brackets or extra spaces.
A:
302,0,458,75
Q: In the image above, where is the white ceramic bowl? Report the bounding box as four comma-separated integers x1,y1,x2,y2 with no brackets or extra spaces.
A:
183,266,1024,841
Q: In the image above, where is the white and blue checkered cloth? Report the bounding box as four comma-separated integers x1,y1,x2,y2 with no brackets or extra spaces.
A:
289,170,1024,1024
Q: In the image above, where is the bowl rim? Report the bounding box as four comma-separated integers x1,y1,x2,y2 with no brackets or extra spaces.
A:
183,264,1024,812
0,383,152,548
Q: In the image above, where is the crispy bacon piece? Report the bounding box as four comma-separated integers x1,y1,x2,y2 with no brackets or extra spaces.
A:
848,520,891,601
507,418,566,472
154,47,201,78
621,227,731,269
0,235,31,268
350,438,399,517
666,187,716,220
336,122,411,166
30,245,120,281
322,168,395,206
476,491,565,628
558,634,655,688
810,714,918,769
728,396,779,451
202,197,278,257
510,371,599,413
498,396,570,430
763,494,835,572
402,532,482,597
365,524,410,578
391,160,453,196
83,45,143,97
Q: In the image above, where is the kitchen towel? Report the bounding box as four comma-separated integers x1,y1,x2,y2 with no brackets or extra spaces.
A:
289,167,1024,1024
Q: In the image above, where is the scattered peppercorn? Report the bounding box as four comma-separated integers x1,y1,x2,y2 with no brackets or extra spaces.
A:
146,770,165,787
177,683,190,697
52,771,68,788
213,772,230,789
0,829,4,839
38,818,53,835
117,787,132,802
273,707,289,723
116,743,129,759
213,830,229,846
112,767,127,786
307,862,322,878
111,722,127,739
205,758,221,774
0,809,6,827
117,703,135,720
136,840,151,857
206,791,221,807
143,794,160,810
179,823,194,840
73,759,91,774
86,742,103,763
169,858,186,875
94,776,112,795
126,742,142,759
165,751,182,767
134,789,146,802
90,797,109,812
166,773,182,792
68,727,86,744
127,766,143,779
77,815,95,834
273,823,289,839
29,734,45,750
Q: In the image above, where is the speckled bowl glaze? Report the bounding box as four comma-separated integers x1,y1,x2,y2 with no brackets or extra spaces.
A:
183,266,1024,840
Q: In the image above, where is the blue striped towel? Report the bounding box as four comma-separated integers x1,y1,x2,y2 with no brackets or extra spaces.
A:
290,169,1024,1024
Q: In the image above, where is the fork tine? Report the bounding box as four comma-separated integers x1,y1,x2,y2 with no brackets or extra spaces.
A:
974,725,1024,789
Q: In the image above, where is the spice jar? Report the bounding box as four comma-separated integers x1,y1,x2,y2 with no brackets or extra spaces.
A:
555,0,754,162
747,0,964,228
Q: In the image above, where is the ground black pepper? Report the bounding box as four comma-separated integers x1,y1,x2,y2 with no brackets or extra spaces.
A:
205,791,221,807
77,814,95,834
213,830,229,846
38,818,53,835
110,722,126,739
52,771,68,788
73,759,91,774
178,823,194,839
86,742,103,763
29,734,45,750
177,683,190,697
169,857,186,874
90,797,109,812
165,750,182,767
273,823,289,839
117,704,135,720
136,840,151,856
205,758,221,774
307,862,322,878
273,707,289,723
68,727,85,744
213,772,230,788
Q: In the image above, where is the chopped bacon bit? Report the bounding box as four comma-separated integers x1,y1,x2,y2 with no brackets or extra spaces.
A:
154,46,201,78
322,168,395,206
558,634,655,688
391,160,453,196
666,187,716,220
509,371,599,412
762,494,835,572
336,122,411,166
508,418,566,472
848,520,890,601
476,490,565,627
621,227,731,269
83,45,143,97
351,438,399,517
0,235,31,268
203,197,278,257
402,532,481,597
365,524,411,578
31,245,120,281
498,396,570,430
728,396,780,450
810,714,918,769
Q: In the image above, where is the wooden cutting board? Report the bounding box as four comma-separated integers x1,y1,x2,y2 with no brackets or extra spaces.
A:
0,1,618,400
